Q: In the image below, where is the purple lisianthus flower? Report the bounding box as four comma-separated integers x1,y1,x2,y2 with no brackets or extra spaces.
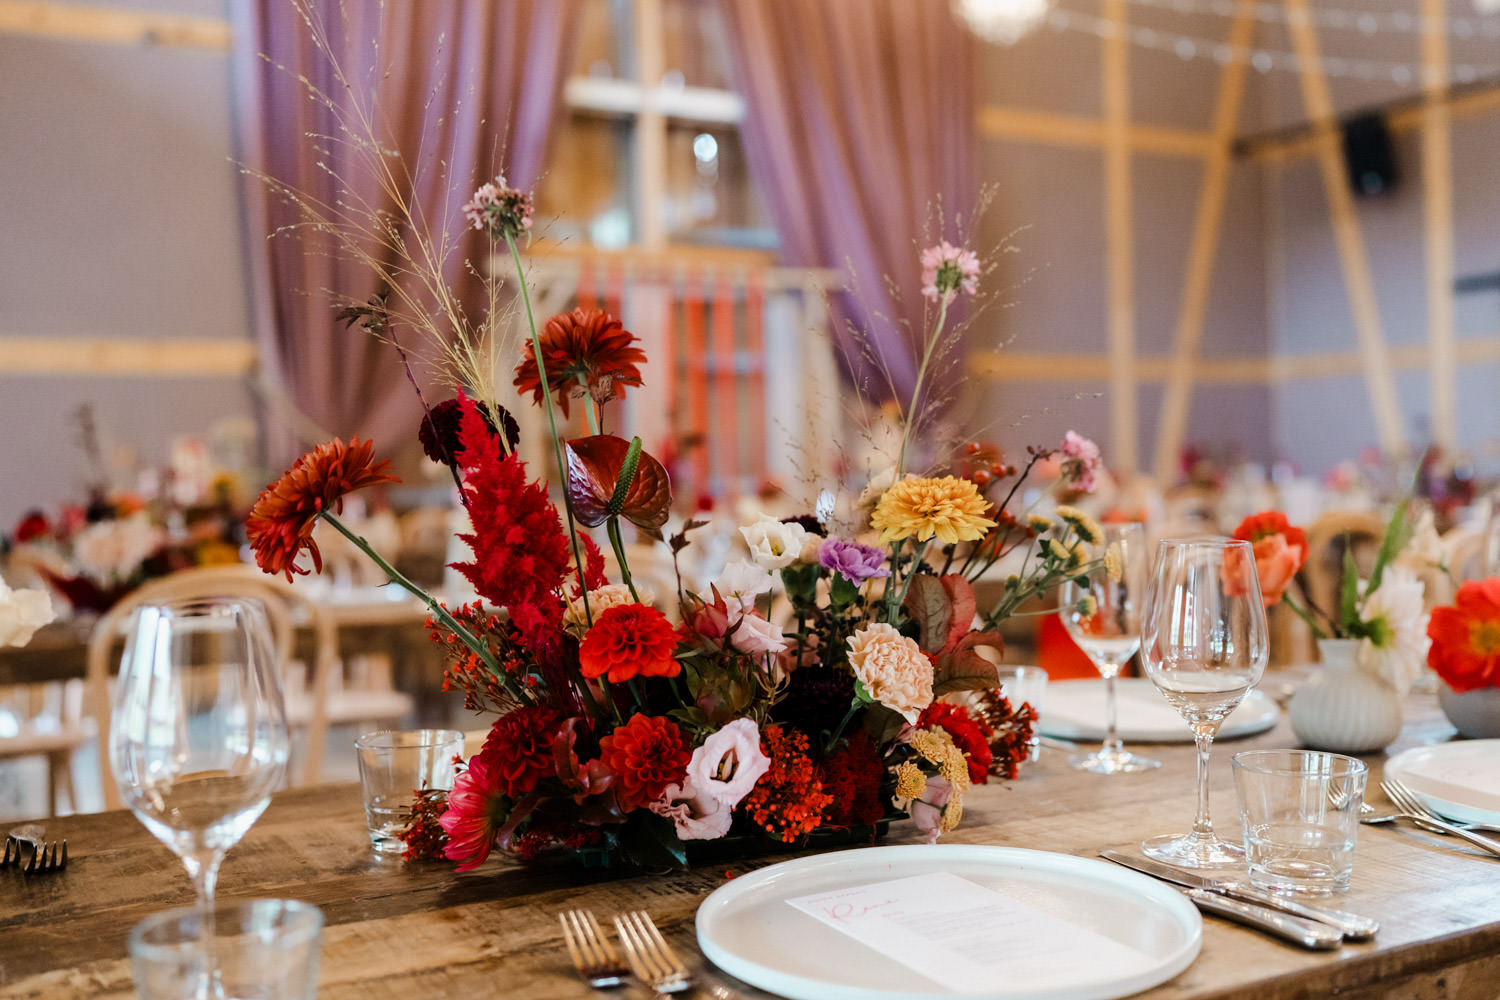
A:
818,537,891,584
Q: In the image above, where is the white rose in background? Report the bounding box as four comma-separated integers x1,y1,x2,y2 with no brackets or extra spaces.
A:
1357,565,1430,695
739,514,808,571
0,577,56,647
73,514,163,586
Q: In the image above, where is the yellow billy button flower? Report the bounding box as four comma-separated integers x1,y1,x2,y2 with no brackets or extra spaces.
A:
1055,504,1103,545
872,476,997,546
1104,542,1123,583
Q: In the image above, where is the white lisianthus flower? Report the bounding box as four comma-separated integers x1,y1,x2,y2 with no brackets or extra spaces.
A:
1395,507,1446,575
73,515,162,586
713,559,773,605
0,577,55,647
1357,565,1430,695
739,514,808,571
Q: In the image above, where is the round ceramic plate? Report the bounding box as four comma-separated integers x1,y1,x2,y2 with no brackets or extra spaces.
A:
1385,740,1500,826
695,844,1201,1000
1038,679,1279,743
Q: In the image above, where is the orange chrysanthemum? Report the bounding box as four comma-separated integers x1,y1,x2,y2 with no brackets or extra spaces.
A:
514,307,646,417
579,604,681,684
246,437,398,580
1428,578,1500,693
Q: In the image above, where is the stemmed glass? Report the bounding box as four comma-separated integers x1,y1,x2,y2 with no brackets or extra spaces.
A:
1139,538,1268,868
111,597,289,917
1059,522,1160,774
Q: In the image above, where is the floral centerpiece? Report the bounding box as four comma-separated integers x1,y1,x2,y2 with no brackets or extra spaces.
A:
1427,577,1500,738
247,159,1109,868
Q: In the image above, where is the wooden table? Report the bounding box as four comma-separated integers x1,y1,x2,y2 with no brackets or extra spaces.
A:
3,695,1498,999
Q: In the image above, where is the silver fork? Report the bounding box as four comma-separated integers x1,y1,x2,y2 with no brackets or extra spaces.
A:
559,909,628,989
1380,776,1500,833
0,835,67,874
1377,779,1500,859
613,910,691,994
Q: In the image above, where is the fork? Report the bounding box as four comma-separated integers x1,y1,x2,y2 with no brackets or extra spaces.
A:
559,909,628,989
1379,777,1500,833
1376,779,1500,860
0,835,68,873
613,910,691,994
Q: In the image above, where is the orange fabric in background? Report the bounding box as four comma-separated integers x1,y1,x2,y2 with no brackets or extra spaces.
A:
1035,614,1127,680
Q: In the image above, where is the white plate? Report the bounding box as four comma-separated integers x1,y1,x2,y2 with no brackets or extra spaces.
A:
1038,679,1279,743
695,844,1201,1000
1385,740,1500,826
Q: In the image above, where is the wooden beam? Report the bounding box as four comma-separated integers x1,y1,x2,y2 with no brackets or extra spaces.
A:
976,106,1215,158
0,339,255,376
635,0,667,250
1102,0,1138,472
1152,0,1256,485
1282,0,1405,456
967,334,1500,384
0,1,230,50
1422,0,1456,450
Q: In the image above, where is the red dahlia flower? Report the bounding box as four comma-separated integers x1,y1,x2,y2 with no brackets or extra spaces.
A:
481,705,564,797
598,713,690,812
514,307,646,417
246,437,398,580
1428,578,1500,693
440,752,510,872
579,604,681,683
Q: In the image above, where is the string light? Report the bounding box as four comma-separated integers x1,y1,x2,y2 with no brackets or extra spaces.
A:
1044,5,1500,84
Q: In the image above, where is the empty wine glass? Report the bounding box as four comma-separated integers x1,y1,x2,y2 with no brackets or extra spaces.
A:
1059,522,1159,774
1139,538,1268,868
111,597,289,917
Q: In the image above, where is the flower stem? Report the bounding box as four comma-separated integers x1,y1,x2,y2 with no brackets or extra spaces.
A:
605,516,641,603
824,699,863,756
320,512,505,680
506,233,591,626
895,296,950,480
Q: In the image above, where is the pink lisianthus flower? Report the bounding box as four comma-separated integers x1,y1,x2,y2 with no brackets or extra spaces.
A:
439,752,509,872
920,242,980,303
686,718,771,808
648,777,734,841
1058,430,1102,493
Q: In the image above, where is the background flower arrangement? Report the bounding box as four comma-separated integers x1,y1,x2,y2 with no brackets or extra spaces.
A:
247,152,1111,868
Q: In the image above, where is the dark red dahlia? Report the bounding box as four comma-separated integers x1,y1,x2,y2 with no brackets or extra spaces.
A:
481,705,564,797
514,307,646,417
598,713,690,812
419,396,520,466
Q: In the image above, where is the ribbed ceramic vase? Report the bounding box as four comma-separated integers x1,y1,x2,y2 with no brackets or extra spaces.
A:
1438,685,1500,739
1288,638,1403,753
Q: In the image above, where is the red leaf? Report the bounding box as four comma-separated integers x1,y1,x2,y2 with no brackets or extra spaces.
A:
933,631,1005,696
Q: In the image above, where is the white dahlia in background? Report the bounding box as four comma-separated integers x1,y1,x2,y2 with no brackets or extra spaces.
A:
1358,565,1430,695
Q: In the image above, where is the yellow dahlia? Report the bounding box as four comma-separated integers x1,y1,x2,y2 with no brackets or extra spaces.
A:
871,476,996,546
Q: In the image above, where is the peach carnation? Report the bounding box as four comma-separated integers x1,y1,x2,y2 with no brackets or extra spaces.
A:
846,622,934,723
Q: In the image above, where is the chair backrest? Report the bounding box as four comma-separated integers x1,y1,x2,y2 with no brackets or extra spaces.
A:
1301,511,1386,623
86,564,335,811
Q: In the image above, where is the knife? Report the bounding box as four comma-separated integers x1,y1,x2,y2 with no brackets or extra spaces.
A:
1101,851,1378,941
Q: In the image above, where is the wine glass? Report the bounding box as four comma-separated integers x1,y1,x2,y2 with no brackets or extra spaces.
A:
1059,522,1160,774
1139,538,1268,868
111,597,289,916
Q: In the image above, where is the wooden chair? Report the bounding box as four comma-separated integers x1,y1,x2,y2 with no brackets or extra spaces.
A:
1301,511,1386,625
0,677,91,817
86,565,337,811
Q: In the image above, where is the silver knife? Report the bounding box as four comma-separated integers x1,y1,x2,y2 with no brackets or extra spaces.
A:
1101,850,1378,941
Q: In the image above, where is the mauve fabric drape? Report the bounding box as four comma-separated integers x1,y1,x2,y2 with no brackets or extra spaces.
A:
234,1,580,466
715,0,977,405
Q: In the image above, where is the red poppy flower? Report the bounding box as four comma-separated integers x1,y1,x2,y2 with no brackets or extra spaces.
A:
918,702,994,785
246,438,399,580
481,705,564,797
440,752,510,872
579,604,681,683
1428,578,1500,693
597,713,690,812
514,307,646,416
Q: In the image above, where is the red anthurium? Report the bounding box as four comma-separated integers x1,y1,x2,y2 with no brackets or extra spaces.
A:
565,435,671,538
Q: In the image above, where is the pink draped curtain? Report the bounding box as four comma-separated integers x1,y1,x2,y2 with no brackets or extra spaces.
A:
715,0,978,405
234,1,581,465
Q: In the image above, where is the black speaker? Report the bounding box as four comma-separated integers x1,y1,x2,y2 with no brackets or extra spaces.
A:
1342,114,1398,198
